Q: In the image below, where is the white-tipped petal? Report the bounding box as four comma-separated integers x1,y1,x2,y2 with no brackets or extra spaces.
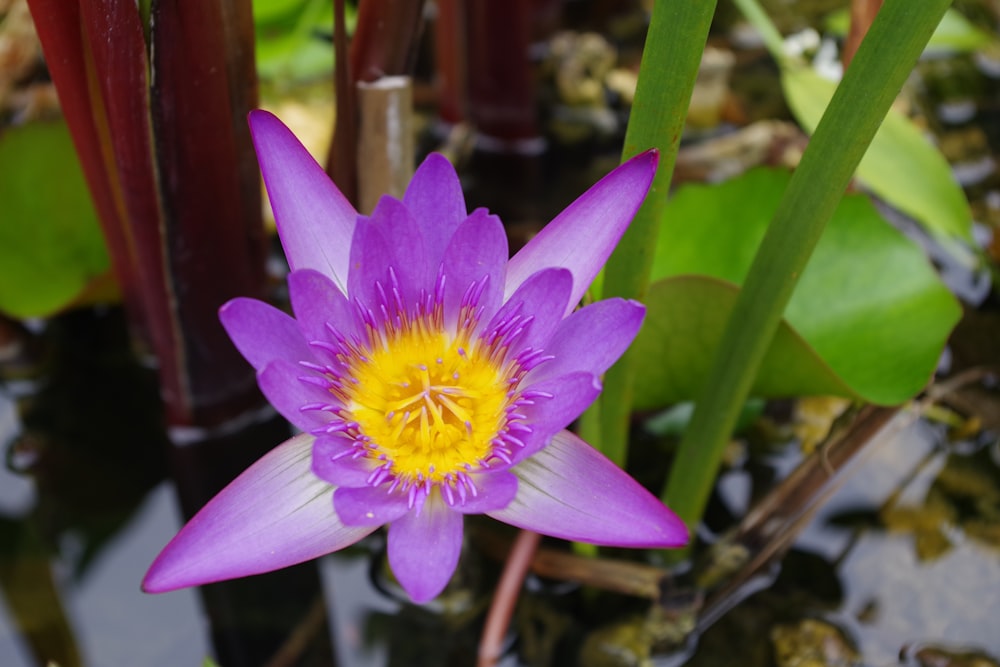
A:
143,434,374,592
489,430,688,548
249,110,357,290
505,150,658,314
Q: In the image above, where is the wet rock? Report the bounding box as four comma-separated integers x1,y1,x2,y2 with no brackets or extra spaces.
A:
579,605,696,667
770,618,861,667
906,643,1000,667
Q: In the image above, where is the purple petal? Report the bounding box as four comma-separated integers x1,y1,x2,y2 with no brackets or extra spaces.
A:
403,153,467,268
526,298,645,384
488,430,688,548
483,268,572,356
258,359,332,432
249,110,357,289
388,500,464,602
219,297,313,372
440,209,508,330
333,485,411,527
143,434,375,593
515,372,602,459
346,201,428,314
312,436,374,486
449,470,518,514
505,150,658,315
287,269,362,345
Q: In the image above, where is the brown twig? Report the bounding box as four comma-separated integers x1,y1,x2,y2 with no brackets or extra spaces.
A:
472,528,670,600
696,367,998,628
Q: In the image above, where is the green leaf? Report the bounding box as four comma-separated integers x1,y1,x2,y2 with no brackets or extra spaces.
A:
825,8,996,54
783,65,972,242
0,121,109,318
635,168,960,409
634,277,852,408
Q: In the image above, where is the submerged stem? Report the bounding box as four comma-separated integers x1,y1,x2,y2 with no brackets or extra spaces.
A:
477,530,541,667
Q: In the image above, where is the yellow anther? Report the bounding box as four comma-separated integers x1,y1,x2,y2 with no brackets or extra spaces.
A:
343,316,509,484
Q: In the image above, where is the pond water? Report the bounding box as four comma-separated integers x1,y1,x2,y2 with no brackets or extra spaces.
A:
683,415,1000,667
2,350,999,666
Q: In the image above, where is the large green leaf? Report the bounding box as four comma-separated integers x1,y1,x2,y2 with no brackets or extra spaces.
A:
0,121,109,318
783,65,972,242
633,168,960,409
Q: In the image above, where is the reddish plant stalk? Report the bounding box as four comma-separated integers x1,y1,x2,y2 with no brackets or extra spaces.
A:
78,0,180,409
349,0,425,84
432,0,465,125
26,0,150,348
328,0,426,204
149,0,266,426
464,0,540,147
843,0,884,69
26,0,265,429
328,0,358,205
477,530,542,667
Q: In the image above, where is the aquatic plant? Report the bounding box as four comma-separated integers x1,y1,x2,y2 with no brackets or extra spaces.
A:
143,111,688,602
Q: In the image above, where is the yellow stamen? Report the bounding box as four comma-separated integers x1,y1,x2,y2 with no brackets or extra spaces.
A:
342,319,509,485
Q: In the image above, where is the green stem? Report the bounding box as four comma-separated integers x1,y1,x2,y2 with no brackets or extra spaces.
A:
594,0,718,466
661,0,952,532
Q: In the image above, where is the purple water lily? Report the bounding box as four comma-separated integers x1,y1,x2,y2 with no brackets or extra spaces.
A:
143,110,687,603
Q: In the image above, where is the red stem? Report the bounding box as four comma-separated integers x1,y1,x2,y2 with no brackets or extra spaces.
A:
328,0,358,204
328,0,426,202
465,0,539,145
349,0,425,84
29,0,266,428
477,530,541,667
149,0,266,426
25,0,149,348
433,0,465,124
843,0,884,69
79,0,182,416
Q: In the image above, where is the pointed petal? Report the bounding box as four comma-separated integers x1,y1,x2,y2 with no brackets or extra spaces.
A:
440,209,508,330
449,470,518,514
515,372,602,459
489,430,688,548
287,269,362,345
388,500,463,602
333,485,411,526
346,211,431,313
143,434,375,593
527,299,645,384
347,197,429,309
483,268,572,356
403,153,467,268
219,297,313,372
258,359,332,432
505,150,658,315
249,110,357,289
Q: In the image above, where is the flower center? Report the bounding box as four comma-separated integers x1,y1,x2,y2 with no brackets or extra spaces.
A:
342,322,509,485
